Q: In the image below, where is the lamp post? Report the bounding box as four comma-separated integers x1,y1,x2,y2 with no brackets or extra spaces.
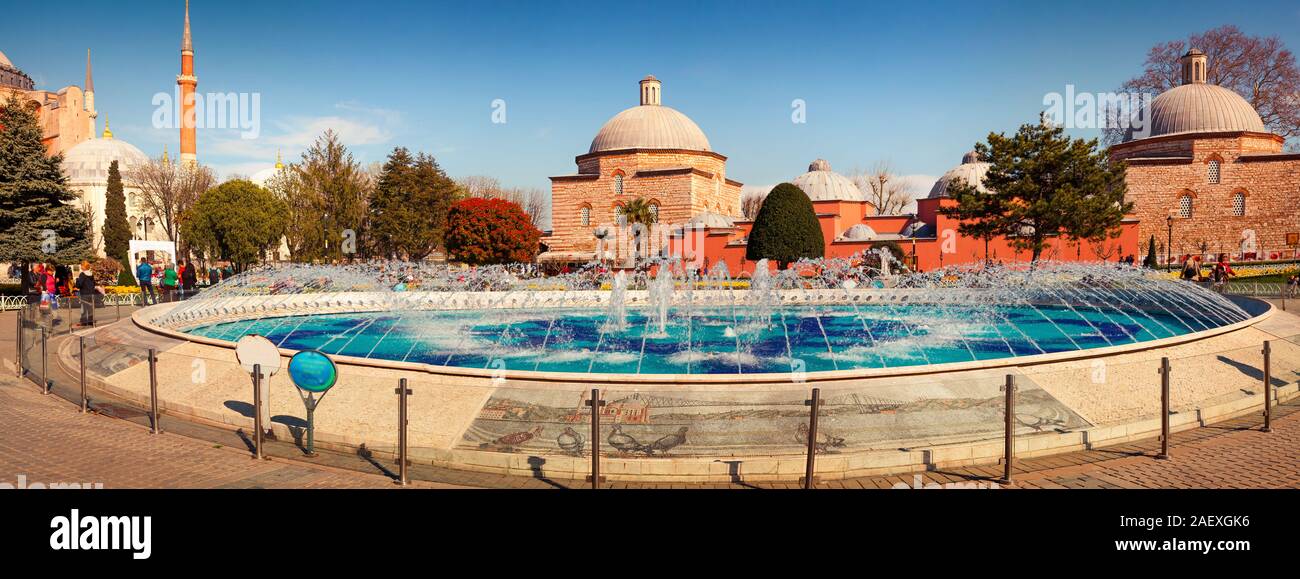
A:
1165,214,1174,270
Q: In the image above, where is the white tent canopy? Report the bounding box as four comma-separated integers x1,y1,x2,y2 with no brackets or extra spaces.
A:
128,240,177,266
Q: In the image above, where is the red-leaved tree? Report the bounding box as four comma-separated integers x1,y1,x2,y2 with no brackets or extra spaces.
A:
444,197,542,265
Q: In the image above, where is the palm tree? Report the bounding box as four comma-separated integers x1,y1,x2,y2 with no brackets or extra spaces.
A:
621,197,657,261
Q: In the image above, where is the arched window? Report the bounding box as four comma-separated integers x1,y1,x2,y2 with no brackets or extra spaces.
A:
1178,194,1193,219
1232,191,1246,216
648,202,659,223
614,203,625,224
580,205,591,226
1208,159,1221,184
614,174,624,195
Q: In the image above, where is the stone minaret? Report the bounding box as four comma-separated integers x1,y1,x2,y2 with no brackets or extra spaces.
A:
639,75,661,106
85,49,97,137
177,0,199,165
1181,48,1208,85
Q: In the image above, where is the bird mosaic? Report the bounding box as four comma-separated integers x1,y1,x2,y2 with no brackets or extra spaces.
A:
557,427,585,456
795,422,846,453
480,426,544,451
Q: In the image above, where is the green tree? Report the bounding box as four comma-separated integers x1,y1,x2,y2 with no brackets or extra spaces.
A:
368,147,459,260
1144,235,1158,269
745,182,824,268
102,160,133,273
0,92,90,293
939,115,1132,262
288,130,371,262
182,179,288,271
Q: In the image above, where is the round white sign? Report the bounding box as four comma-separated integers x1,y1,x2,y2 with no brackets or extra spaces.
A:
235,335,282,378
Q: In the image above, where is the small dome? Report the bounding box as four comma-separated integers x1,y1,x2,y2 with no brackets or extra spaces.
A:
0,50,11,68
1125,83,1266,141
928,152,992,199
589,105,711,153
791,159,865,202
686,211,735,229
838,224,877,241
62,137,150,186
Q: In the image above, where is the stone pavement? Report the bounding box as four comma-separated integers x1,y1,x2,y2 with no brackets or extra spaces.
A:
0,372,466,489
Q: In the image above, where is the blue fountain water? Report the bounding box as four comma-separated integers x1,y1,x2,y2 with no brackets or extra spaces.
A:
186,302,1209,375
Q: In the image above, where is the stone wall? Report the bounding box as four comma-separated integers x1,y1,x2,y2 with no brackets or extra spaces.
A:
1112,132,1300,260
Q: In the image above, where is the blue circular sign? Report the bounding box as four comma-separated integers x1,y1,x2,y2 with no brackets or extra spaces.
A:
288,350,338,393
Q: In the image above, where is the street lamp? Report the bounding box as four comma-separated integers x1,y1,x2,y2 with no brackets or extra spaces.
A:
1165,214,1174,270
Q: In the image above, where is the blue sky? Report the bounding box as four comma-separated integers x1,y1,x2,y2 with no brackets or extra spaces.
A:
6,0,1300,192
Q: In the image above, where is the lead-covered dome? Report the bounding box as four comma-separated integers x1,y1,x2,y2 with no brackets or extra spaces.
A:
589,76,711,153
1123,49,1268,142
686,210,735,229
791,159,865,202
62,136,150,186
928,151,991,198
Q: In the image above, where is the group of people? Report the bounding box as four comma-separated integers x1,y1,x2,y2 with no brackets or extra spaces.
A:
17,262,105,327
1179,254,1237,291
134,258,232,305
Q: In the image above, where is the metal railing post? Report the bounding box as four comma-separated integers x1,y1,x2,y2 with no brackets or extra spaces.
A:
252,363,264,459
115,303,122,323
79,336,87,413
148,347,160,434
1262,341,1272,433
395,378,411,485
15,305,23,378
586,388,606,489
803,387,821,489
1157,357,1170,460
1000,375,1016,484
40,327,48,395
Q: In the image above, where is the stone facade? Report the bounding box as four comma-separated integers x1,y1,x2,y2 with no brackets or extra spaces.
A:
547,148,743,258
1112,131,1300,262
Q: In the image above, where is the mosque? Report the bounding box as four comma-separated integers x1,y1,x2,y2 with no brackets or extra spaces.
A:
543,51,1298,274
1,1,201,260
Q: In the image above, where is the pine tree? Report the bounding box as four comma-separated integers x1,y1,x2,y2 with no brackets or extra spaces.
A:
368,147,459,260
0,92,90,293
938,114,1132,262
102,160,133,272
745,182,824,269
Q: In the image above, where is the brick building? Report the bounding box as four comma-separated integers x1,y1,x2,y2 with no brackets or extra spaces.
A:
1110,49,1300,264
540,76,743,265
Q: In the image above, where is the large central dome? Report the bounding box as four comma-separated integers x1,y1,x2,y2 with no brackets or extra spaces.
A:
588,76,711,154
1123,50,1268,142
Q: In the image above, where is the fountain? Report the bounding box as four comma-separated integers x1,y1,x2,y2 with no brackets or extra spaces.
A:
146,257,1260,377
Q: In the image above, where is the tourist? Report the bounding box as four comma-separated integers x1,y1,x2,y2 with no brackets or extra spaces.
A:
136,258,156,305
1179,256,1199,281
41,264,60,319
1210,255,1235,292
1287,274,1300,298
74,261,101,327
24,264,42,306
160,262,179,302
207,263,220,286
181,260,198,295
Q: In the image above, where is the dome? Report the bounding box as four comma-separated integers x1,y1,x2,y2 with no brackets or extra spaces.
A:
0,50,11,68
588,76,711,153
62,137,150,186
1124,83,1267,141
791,159,865,202
838,224,877,241
928,151,991,199
686,211,735,229
589,105,711,153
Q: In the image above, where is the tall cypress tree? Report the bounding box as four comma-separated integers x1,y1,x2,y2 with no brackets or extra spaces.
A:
0,92,90,293
102,160,133,276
